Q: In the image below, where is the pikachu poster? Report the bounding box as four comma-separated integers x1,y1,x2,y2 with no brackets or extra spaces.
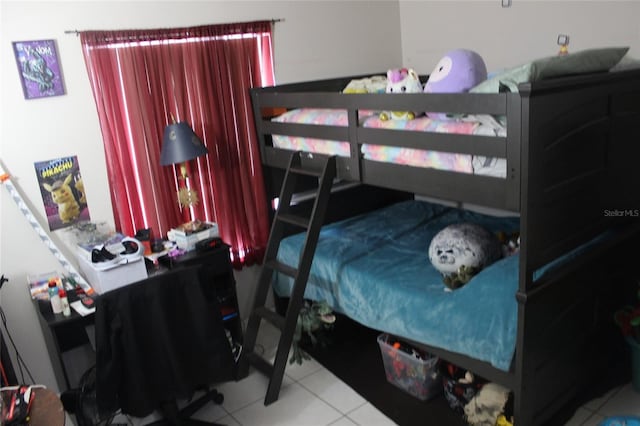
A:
35,156,90,231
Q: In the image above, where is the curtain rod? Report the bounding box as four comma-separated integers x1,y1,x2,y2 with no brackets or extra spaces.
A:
64,18,284,35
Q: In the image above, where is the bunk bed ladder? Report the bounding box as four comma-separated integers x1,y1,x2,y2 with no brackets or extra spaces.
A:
239,151,337,405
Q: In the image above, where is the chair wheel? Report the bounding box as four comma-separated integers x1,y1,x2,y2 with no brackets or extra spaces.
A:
213,392,224,405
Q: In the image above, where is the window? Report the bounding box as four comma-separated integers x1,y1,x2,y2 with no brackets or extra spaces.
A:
80,22,274,267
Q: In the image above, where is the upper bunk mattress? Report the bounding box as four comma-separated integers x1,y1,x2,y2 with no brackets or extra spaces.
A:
271,108,506,177
273,200,520,371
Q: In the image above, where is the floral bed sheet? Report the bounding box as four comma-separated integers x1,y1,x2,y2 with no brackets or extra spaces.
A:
271,108,506,177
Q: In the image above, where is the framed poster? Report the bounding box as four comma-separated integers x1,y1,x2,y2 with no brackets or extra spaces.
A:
13,39,65,100
35,156,91,231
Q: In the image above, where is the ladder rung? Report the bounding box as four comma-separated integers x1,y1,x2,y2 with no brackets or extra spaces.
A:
277,213,309,228
246,351,274,377
289,166,322,177
264,259,297,278
253,306,286,330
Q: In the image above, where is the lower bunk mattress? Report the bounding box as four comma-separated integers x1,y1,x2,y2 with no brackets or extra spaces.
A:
273,199,521,371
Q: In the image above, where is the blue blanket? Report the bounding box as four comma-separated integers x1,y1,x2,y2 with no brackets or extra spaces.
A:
274,200,520,371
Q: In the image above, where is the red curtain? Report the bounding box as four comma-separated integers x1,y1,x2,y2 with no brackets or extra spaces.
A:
80,22,274,267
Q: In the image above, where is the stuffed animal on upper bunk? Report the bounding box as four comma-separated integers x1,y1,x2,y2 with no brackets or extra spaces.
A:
428,222,502,290
424,49,488,120
379,68,423,121
342,75,387,94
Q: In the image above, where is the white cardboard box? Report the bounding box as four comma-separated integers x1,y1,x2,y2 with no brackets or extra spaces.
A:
75,233,128,263
77,254,148,294
167,222,219,251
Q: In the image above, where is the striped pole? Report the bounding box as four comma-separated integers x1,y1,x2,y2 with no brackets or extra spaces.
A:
0,166,92,292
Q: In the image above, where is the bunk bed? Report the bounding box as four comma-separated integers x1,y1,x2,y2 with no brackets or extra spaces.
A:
249,54,640,425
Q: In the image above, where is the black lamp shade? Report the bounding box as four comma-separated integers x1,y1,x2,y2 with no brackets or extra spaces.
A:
160,122,208,166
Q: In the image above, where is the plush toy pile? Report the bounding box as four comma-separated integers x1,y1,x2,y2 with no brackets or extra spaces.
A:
380,49,488,122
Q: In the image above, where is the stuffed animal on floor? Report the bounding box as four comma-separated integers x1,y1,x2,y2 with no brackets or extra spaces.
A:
290,300,336,365
464,382,512,426
428,223,502,290
424,49,488,120
379,68,423,121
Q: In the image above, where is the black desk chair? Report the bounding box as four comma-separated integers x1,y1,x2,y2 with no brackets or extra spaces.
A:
94,265,235,425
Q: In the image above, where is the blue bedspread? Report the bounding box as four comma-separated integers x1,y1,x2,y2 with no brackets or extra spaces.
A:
273,200,521,371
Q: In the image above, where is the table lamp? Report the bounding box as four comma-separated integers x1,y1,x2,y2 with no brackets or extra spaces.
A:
160,121,208,216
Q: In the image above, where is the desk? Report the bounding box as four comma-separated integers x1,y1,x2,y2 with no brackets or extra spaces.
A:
33,243,243,392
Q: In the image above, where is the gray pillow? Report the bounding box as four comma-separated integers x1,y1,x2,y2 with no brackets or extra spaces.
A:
470,47,629,93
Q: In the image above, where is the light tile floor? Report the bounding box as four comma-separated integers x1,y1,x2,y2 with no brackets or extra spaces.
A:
75,323,640,426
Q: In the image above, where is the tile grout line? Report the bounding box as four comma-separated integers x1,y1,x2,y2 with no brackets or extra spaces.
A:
293,369,378,426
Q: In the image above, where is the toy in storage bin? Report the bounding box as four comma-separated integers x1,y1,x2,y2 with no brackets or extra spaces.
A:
441,362,486,416
377,333,442,401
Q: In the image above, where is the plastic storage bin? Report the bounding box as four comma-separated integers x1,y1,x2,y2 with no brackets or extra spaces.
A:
377,333,442,401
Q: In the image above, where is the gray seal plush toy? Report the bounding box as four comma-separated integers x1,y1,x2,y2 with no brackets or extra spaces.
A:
428,223,502,290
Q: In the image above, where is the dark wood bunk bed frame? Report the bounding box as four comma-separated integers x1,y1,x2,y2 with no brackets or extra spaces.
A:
249,68,640,425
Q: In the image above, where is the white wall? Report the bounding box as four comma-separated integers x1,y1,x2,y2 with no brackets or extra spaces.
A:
0,0,401,392
399,1,640,75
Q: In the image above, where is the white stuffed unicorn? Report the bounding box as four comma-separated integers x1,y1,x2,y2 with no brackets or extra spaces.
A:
379,68,423,121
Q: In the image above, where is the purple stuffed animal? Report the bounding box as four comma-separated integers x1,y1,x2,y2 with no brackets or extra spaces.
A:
424,49,487,120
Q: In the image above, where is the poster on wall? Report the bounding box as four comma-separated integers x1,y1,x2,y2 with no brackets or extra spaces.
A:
34,156,91,231
13,39,65,100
